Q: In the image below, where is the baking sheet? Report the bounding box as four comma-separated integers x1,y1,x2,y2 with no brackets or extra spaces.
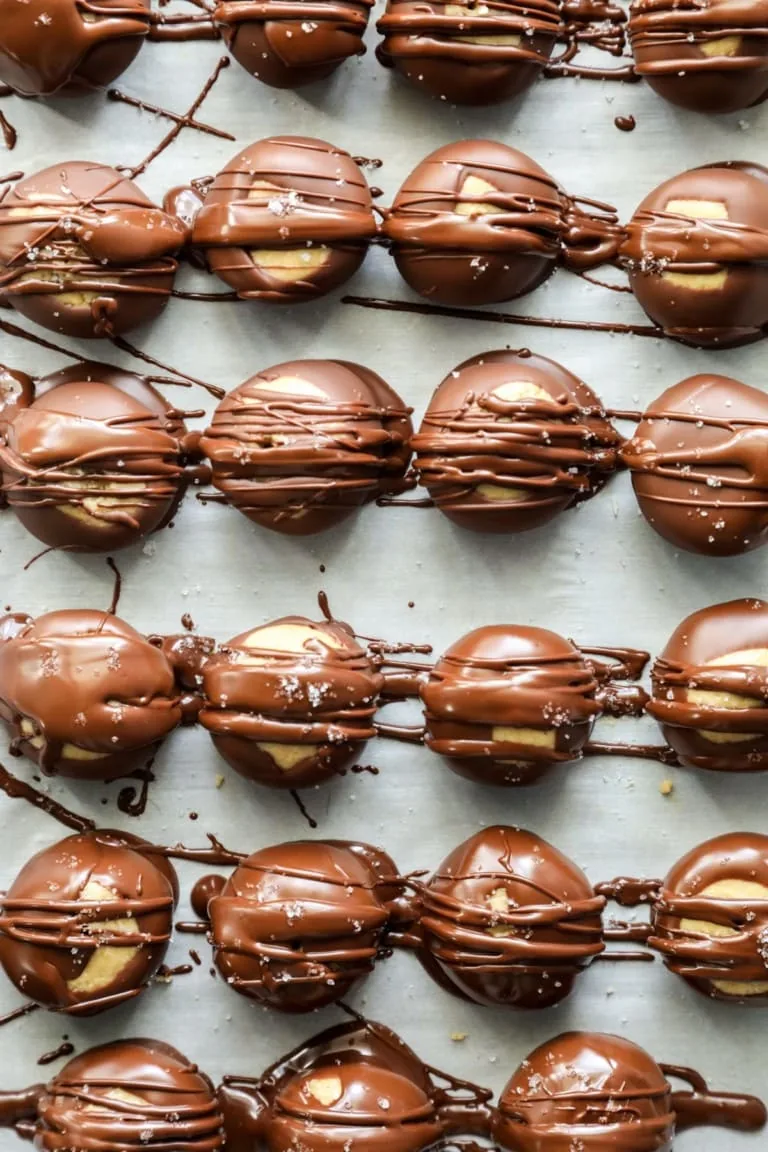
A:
1,24,768,1147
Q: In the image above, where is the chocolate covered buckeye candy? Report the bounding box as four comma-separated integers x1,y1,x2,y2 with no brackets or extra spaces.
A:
215,0,373,88
421,625,601,784
650,832,768,1002
648,599,768,771
0,609,182,779
0,1039,224,1150
620,162,768,348
629,0,768,114
622,374,768,556
413,350,619,532
418,826,604,1008
0,163,187,339
0,0,150,96
189,137,377,303
199,359,412,534
493,1031,766,1150
0,830,177,1015
0,362,202,553
218,1019,493,1152
384,140,620,306
376,0,563,106
199,839,403,1011
199,615,382,787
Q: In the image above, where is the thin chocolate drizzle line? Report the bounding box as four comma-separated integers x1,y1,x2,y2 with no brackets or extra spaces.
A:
0,112,17,153
170,289,239,301
23,544,78,571
37,1041,75,1066
109,336,224,398
146,834,247,866
156,962,194,978
595,876,663,906
593,948,654,961
650,889,768,983
107,88,234,142
106,558,122,617
576,269,634,292
147,8,220,39
342,295,663,338
0,1001,39,1028
125,56,230,180
0,762,95,833
176,921,209,933
664,1065,768,1134
0,315,213,399
604,919,654,942
290,789,318,829
585,740,681,765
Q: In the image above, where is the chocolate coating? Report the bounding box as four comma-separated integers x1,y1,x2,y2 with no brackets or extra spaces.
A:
0,163,187,339
629,0,768,114
0,830,177,1015
0,0,150,96
421,625,600,784
648,599,768,772
0,362,198,553
0,609,182,779
494,1031,677,1150
384,140,620,307
413,350,619,532
204,839,401,1011
376,0,562,105
649,832,768,1002
418,826,604,1008
190,137,377,303
219,1019,492,1152
199,359,412,535
622,374,768,556
198,615,383,787
8,1038,224,1151
620,162,768,348
215,0,373,88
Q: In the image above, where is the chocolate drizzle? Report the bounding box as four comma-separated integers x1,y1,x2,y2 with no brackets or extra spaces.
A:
199,615,385,789
416,826,605,1008
629,0,768,113
411,350,620,532
0,830,178,1015
198,360,413,534
0,761,95,832
0,1039,225,1150
189,135,378,303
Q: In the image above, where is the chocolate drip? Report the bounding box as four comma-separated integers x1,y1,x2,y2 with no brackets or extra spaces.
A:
0,111,17,152
667,1065,768,1132
0,762,95,833
147,10,220,39
596,876,663,905
37,1043,75,1067
290,789,318,828
108,337,223,400
0,1002,39,1028
585,740,681,765
615,113,637,130
117,765,155,816
342,294,663,338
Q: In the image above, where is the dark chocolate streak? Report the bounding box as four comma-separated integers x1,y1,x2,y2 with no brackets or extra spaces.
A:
342,295,663,337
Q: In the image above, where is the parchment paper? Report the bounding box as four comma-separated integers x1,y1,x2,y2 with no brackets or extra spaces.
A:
1,24,767,1147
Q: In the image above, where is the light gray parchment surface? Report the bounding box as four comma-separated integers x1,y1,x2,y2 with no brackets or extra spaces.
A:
0,25,767,1147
